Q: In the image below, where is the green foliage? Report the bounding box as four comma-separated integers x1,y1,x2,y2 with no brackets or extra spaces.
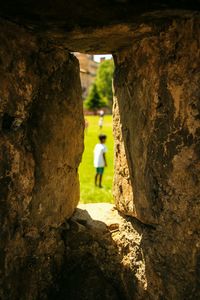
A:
79,115,114,203
84,59,114,111
85,82,106,111
96,59,114,107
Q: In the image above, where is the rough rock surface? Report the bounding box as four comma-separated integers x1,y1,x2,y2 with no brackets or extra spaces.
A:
48,203,148,300
0,1,199,52
113,97,135,217
113,17,200,299
0,20,84,300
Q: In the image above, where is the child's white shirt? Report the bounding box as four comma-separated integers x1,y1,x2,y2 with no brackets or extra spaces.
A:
94,143,107,167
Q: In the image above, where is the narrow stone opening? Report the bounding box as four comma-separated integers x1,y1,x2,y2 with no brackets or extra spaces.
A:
76,53,115,205
54,52,146,300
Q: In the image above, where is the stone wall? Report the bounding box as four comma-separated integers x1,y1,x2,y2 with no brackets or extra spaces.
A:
113,17,200,299
0,4,200,299
0,20,84,299
113,96,135,216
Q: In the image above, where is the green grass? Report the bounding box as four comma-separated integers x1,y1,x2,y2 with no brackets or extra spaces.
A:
79,115,114,203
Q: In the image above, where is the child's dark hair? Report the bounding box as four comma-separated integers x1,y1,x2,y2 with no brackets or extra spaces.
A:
99,134,107,141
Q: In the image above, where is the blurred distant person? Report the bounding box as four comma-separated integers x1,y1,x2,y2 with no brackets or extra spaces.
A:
98,116,103,129
99,109,104,117
94,134,107,188
98,109,104,129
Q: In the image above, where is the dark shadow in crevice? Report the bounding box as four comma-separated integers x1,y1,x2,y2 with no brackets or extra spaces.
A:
47,208,142,300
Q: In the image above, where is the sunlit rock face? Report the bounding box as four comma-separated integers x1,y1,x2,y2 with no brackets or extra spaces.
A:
113,16,200,299
113,97,135,217
0,20,84,299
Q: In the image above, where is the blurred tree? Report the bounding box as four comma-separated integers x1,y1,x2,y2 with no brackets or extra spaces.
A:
96,59,114,108
85,82,106,111
84,59,114,112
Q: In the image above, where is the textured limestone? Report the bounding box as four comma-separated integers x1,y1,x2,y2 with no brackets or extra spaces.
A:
113,96,135,217
0,1,199,52
0,20,84,299
113,17,200,299
29,46,84,227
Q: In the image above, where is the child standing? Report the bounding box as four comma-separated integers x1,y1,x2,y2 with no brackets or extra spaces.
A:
94,134,107,188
